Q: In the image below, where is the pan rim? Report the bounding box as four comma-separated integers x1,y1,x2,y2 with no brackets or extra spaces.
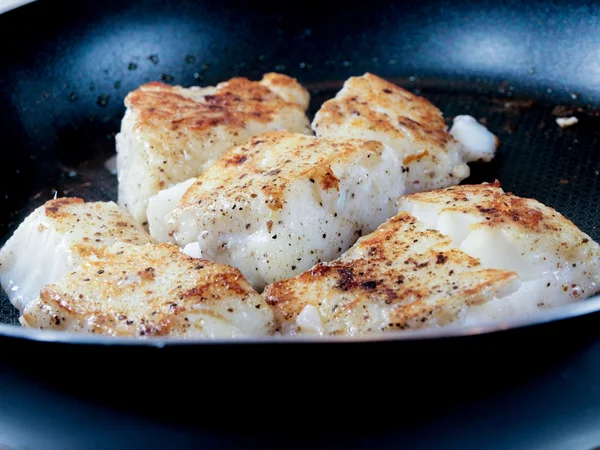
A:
1,0,598,347
1,293,599,346
0,0,36,15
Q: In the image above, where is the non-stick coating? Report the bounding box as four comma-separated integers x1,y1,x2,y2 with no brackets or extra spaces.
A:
3,1,600,449
2,84,600,327
2,0,600,324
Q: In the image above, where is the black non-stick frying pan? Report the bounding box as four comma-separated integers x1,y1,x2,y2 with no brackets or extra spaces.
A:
2,0,600,448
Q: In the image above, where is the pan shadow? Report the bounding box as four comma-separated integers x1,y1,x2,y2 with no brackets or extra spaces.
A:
2,310,600,446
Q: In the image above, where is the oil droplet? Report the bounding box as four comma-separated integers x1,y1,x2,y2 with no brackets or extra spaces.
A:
149,54,159,64
69,92,78,101
97,95,110,107
185,55,196,64
193,72,204,81
128,62,138,70
104,155,117,175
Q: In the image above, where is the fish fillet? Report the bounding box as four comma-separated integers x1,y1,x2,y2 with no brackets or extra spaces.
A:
398,182,600,324
147,131,406,290
116,73,311,224
263,211,520,336
0,198,153,311
21,242,274,338
312,73,498,193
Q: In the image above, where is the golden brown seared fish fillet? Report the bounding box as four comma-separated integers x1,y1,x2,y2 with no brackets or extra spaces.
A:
312,73,498,193
263,211,520,336
147,131,407,291
116,73,311,224
398,182,600,323
21,242,275,339
0,198,152,312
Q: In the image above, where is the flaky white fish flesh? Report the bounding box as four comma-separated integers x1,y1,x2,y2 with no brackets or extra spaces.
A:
22,242,274,338
0,198,152,311
147,131,407,290
312,73,498,194
263,211,519,336
116,73,311,224
398,182,600,324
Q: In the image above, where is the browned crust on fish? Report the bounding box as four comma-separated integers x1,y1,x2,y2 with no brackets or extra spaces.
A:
402,182,564,233
37,199,153,251
313,73,454,148
180,131,386,212
23,243,268,337
126,74,308,133
264,212,518,334
44,198,85,219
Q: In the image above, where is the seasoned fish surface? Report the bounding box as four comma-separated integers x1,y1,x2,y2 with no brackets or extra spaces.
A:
22,242,274,338
116,73,311,224
263,212,520,336
398,182,600,323
148,131,406,290
0,198,152,311
312,73,497,193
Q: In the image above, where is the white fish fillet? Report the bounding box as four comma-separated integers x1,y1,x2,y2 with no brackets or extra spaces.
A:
312,73,498,193
148,131,406,290
263,211,520,336
0,198,153,311
116,73,311,224
21,242,274,338
449,115,498,162
398,182,600,324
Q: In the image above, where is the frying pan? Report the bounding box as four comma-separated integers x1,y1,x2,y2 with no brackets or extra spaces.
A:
2,0,600,448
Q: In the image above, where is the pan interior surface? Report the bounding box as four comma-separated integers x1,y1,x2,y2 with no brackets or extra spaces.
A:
1,84,599,342
1,0,600,342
